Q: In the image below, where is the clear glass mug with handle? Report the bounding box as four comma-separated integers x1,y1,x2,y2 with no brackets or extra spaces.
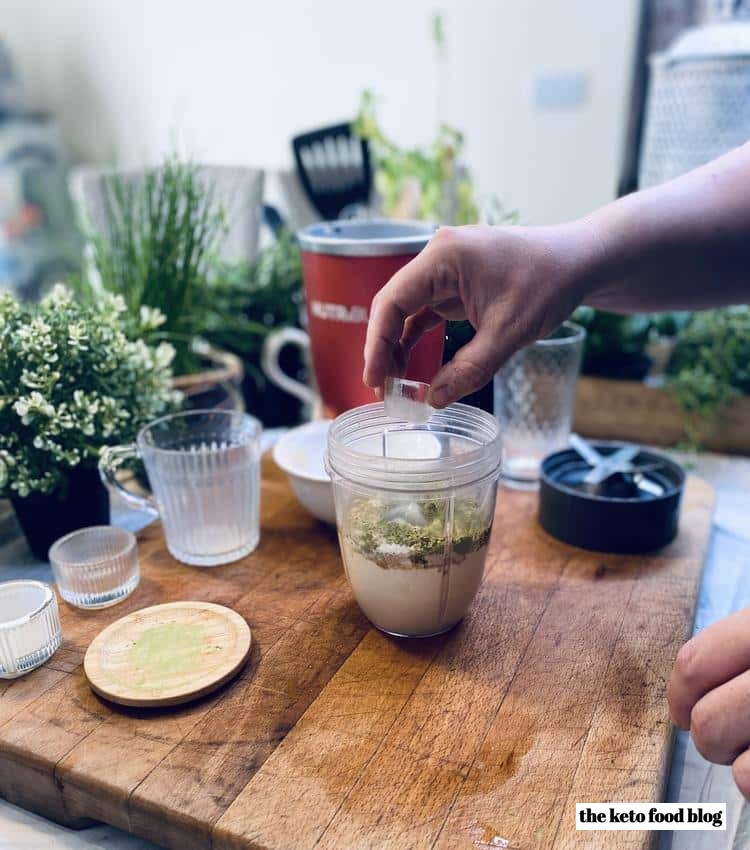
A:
99,410,262,566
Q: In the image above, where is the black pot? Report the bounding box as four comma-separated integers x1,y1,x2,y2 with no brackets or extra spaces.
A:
11,466,110,560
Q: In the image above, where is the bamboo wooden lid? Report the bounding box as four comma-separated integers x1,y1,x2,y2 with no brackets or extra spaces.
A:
84,601,251,708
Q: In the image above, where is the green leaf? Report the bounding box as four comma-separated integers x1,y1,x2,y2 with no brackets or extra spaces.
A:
664,307,750,447
353,89,487,225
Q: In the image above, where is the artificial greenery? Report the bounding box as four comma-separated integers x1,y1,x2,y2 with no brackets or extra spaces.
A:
77,157,231,376
346,496,491,568
353,14,516,227
354,91,480,225
572,307,655,380
75,157,306,421
209,230,305,415
0,285,178,498
665,307,750,445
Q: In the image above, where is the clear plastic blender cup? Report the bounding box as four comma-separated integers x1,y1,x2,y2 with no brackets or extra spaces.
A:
326,403,502,637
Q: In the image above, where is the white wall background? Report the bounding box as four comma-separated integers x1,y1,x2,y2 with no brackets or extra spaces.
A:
3,0,639,224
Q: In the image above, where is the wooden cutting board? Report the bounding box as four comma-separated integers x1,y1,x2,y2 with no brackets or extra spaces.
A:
0,456,714,850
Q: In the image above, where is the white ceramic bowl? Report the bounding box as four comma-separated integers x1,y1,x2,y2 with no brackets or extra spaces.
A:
273,420,335,524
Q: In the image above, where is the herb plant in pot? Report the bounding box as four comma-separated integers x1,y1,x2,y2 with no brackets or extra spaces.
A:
0,285,178,559
352,12,517,415
74,157,248,411
209,229,307,427
572,308,655,381
666,306,750,447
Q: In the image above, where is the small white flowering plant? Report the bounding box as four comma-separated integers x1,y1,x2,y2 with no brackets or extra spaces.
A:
0,284,180,498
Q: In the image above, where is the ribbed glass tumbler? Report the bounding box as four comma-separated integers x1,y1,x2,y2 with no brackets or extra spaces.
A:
49,526,139,609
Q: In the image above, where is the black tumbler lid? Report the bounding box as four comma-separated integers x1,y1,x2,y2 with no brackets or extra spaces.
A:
538,444,686,554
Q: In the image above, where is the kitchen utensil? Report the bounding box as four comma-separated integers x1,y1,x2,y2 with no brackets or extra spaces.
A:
569,433,603,467
257,203,288,239
630,467,667,497
48,526,139,609
84,601,251,707
539,443,686,553
99,410,262,567
262,220,445,416
0,580,61,678
570,434,668,497
272,419,335,524
583,446,640,485
292,122,372,220
494,322,586,489
326,402,502,637
582,445,640,485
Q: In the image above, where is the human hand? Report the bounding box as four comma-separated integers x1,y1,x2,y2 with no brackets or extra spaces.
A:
668,608,750,799
362,222,602,407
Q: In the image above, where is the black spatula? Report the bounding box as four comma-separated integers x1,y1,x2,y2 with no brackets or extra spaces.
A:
292,122,372,221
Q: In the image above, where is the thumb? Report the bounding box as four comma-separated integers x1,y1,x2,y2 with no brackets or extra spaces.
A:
428,321,527,408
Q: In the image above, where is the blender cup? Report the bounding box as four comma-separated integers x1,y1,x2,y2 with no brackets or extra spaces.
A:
326,403,502,637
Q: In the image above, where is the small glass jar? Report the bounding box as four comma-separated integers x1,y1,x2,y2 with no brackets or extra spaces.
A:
49,526,139,609
327,403,502,637
0,581,62,678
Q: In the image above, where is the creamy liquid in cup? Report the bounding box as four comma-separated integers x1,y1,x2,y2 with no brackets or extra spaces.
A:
335,387,495,637
339,497,491,636
343,547,487,634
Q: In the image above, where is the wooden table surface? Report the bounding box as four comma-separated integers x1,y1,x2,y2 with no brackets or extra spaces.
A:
0,455,714,850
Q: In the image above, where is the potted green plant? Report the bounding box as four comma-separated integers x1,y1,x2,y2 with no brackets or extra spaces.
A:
354,90,479,225
76,159,312,425
353,12,517,228
572,306,750,453
352,98,517,412
209,229,307,426
76,157,250,409
0,285,178,559
665,307,750,448
351,14,517,414
572,308,654,381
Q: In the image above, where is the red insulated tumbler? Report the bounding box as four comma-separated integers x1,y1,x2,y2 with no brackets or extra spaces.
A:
263,220,445,416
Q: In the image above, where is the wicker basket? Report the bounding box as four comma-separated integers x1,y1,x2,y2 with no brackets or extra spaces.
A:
573,376,750,455
172,348,244,411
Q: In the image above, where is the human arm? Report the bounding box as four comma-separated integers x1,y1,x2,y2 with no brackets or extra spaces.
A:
363,142,750,407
